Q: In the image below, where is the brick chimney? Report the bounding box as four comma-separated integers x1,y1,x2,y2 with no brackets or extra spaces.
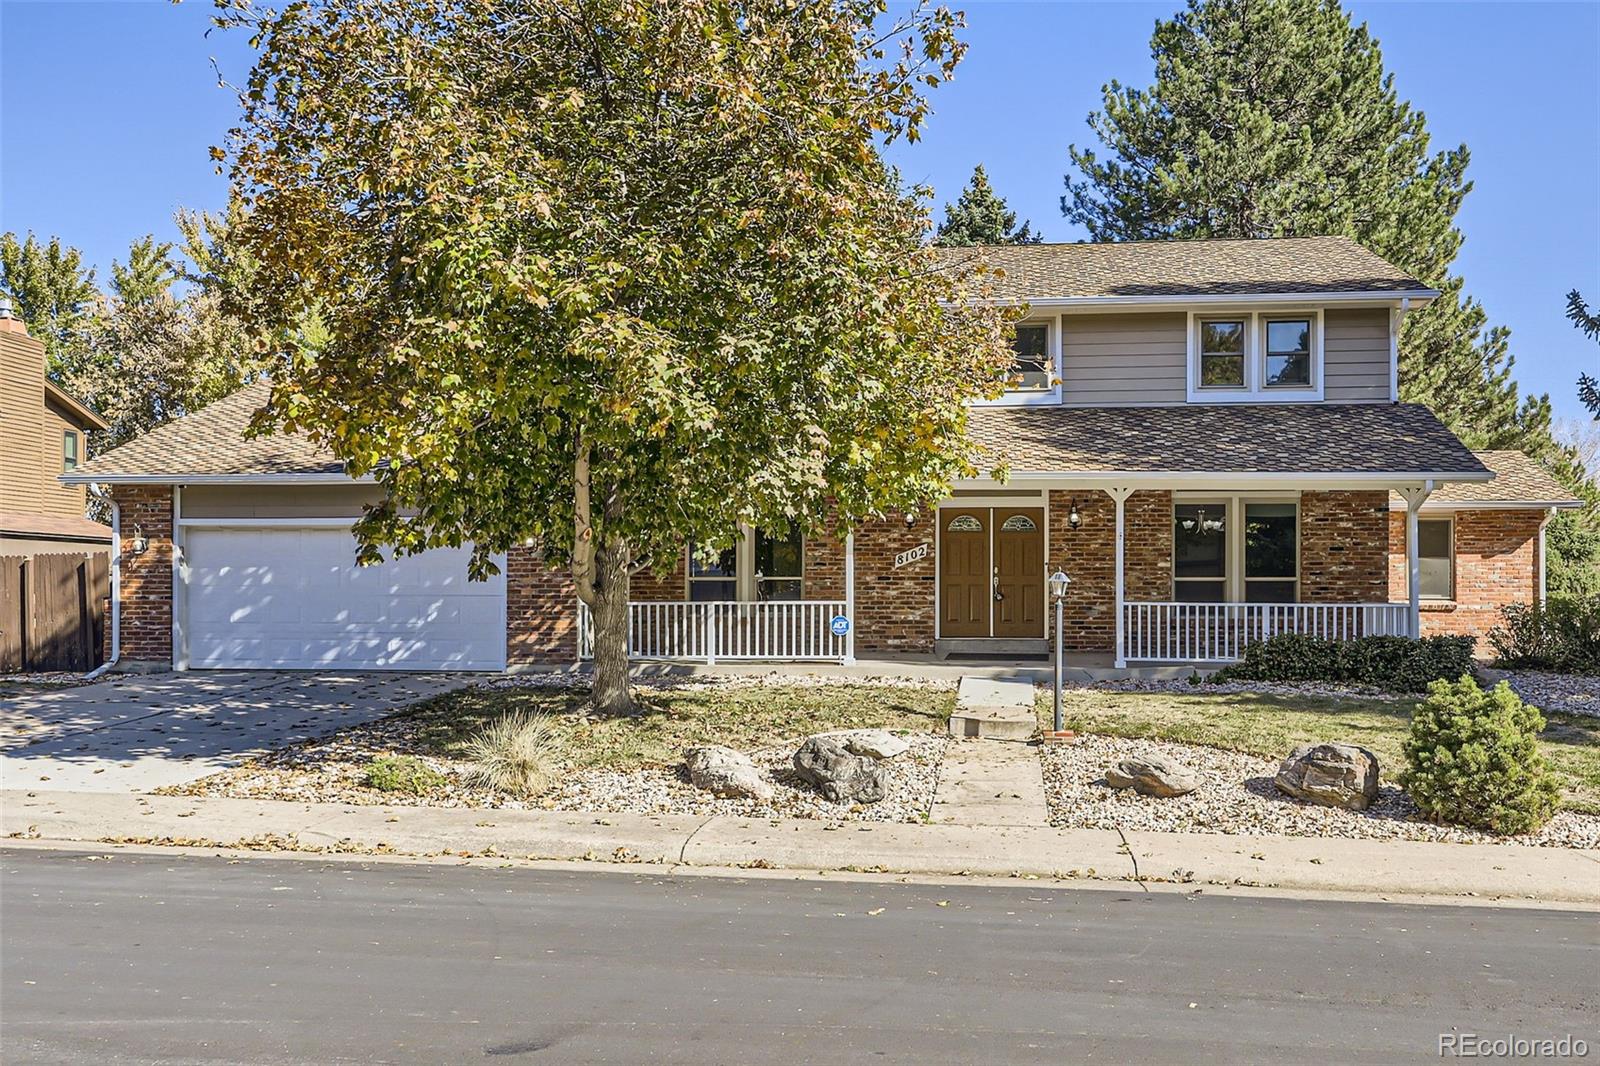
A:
0,295,28,335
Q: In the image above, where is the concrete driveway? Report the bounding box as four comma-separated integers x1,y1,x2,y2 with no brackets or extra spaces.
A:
1,672,471,793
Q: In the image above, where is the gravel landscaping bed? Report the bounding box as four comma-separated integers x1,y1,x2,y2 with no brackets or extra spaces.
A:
164,709,949,824
1042,733,1600,849
1493,669,1600,720
1068,677,1411,701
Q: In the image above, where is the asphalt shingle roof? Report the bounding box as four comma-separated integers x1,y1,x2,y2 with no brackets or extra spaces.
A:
1419,451,1580,506
72,381,344,479
966,403,1486,477
937,235,1430,302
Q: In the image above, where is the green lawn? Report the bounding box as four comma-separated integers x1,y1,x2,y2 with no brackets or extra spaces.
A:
1037,687,1600,815
395,682,955,772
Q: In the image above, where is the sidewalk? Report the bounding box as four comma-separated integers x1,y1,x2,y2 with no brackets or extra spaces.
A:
6,789,1596,905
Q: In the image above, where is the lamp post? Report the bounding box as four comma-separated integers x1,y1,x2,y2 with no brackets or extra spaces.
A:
1048,570,1070,734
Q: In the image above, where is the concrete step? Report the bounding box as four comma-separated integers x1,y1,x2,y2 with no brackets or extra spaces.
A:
935,638,1049,659
949,675,1038,741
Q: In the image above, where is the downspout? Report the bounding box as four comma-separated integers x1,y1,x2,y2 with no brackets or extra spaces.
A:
1390,297,1412,403
85,484,120,679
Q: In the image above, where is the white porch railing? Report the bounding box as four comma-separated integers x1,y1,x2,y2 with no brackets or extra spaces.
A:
1122,602,1411,664
577,600,850,663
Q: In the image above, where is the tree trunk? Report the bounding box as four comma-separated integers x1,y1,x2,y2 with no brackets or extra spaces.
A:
589,538,633,715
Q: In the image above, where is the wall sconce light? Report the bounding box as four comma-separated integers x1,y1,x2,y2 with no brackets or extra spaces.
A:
128,526,149,557
903,511,917,529
1066,499,1082,530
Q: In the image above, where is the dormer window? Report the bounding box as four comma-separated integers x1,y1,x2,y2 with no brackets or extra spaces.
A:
1010,323,1051,390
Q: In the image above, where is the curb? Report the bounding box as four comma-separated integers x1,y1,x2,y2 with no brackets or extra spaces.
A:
5,789,1598,905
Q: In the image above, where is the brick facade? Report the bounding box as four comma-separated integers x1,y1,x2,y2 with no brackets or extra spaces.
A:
505,545,578,664
109,484,174,665
1388,507,1546,645
1300,490,1389,603
852,510,936,653
1048,490,1113,651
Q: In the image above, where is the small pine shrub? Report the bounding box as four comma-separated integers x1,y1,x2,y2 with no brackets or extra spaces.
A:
462,711,564,797
363,754,447,795
1209,633,1474,693
1399,675,1561,835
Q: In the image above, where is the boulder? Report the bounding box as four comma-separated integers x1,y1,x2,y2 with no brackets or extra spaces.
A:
1274,743,1380,811
684,745,773,801
793,736,887,804
1103,755,1200,798
837,730,911,760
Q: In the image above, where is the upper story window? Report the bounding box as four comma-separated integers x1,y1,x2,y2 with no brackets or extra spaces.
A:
1198,320,1246,387
1264,319,1312,387
1010,324,1052,391
62,430,79,473
1187,310,1323,403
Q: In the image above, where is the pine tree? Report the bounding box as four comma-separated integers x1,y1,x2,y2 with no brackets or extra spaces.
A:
1567,290,1599,418
0,232,102,368
1061,0,1551,456
110,235,178,305
935,165,1042,246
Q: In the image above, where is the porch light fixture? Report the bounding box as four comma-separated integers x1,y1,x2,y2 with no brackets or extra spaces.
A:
1066,499,1082,530
903,511,917,529
1049,570,1071,734
127,526,150,558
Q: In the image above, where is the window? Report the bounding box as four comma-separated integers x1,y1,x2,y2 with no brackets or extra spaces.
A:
1174,503,1227,601
946,514,983,532
1243,502,1297,602
1000,514,1036,532
688,543,738,601
755,526,803,601
1264,319,1311,387
62,430,78,473
1009,323,1051,390
1417,518,1453,600
1198,320,1245,387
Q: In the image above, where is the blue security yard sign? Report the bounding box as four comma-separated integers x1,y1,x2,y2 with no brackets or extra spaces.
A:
830,614,852,637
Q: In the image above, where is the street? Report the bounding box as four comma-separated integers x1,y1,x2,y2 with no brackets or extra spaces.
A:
2,848,1594,1064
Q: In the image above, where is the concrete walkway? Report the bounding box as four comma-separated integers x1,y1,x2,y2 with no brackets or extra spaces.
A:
8,789,1597,905
1,672,469,793
929,740,1048,827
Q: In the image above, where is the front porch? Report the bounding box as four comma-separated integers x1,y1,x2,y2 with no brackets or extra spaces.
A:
580,478,1446,669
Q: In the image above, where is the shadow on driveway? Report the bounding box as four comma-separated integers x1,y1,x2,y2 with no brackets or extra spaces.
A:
1,671,471,793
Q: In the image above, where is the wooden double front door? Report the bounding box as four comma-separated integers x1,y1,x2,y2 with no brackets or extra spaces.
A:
939,507,1045,638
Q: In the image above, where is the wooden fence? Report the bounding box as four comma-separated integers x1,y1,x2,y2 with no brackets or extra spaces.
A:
0,553,108,673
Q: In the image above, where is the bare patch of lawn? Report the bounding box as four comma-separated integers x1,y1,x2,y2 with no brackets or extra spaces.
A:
399,682,955,771
1039,687,1600,815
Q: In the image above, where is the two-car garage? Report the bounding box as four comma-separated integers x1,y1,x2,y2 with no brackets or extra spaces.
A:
175,491,507,671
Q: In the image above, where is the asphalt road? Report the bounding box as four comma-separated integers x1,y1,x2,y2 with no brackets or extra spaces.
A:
2,849,1594,1065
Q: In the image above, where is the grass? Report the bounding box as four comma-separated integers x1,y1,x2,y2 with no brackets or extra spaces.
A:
393,683,955,773
1036,687,1600,816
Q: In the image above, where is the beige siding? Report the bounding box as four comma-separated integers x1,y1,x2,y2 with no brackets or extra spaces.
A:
0,331,47,513
1059,312,1187,405
42,398,88,518
182,483,387,518
1323,308,1392,402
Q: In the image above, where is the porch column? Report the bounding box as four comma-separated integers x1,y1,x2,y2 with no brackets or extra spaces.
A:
843,531,857,664
1107,487,1133,668
1397,481,1435,638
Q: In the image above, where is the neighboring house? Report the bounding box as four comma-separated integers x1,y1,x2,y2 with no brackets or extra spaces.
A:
61,236,1574,673
0,306,111,554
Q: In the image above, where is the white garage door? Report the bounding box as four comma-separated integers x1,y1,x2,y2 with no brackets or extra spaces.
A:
183,527,506,671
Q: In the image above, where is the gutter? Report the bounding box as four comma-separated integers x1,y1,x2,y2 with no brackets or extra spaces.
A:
84,485,120,680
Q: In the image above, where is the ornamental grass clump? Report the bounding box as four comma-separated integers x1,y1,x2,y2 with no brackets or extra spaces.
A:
1400,675,1560,835
462,711,564,798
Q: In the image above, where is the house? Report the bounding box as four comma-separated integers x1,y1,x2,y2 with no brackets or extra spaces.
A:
1,305,112,555
61,236,1580,673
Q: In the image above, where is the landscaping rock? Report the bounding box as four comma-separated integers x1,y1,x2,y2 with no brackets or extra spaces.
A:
837,730,911,760
1103,755,1200,798
684,745,773,801
1275,743,1380,811
793,736,887,804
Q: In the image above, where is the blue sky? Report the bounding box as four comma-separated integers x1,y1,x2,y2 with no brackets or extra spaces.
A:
3,1,1596,421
